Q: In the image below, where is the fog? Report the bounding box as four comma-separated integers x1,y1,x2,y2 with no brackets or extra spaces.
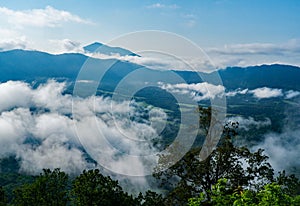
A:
252,97,300,176
0,80,166,180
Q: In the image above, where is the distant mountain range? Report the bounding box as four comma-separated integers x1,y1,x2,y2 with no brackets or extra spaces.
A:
0,49,299,92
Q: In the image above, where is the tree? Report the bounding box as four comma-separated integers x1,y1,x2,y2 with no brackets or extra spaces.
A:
0,186,7,206
257,183,292,206
13,168,69,206
154,106,274,205
138,190,166,206
276,170,300,197
188,179,300,206
71,169,138,206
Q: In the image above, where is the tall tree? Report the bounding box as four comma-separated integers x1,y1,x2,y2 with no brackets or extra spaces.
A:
71,169,138,206
154,106,274,205
0,186,7,206
138,190,166,206
13,168,69,206
276,170,300,197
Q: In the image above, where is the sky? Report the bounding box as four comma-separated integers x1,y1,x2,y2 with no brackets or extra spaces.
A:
0,0,300,68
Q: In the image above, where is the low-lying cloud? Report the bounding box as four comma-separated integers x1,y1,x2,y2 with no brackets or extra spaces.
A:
158,83,300,102
158,82,225,101
227,116,271,131
226,88,249,97
249,87,283,99
0,37,28,51
85,52,218,72
251,97,300,176
226,87,300,99
0,80,167,177
285,90,300,99
252,129,300,175
49,39,83,54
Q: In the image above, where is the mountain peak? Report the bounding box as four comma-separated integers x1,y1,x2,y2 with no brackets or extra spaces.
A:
84,42,103,48
83,42,140,57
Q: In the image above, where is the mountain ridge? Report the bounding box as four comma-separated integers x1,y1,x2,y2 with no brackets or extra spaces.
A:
0,49,299,91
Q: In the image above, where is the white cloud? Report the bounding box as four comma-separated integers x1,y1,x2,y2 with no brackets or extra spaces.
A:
159,82,225,101
0,6,92,28
146,3,179,9
0,28,17,37
227,87,300,100
0,80,167,177
227,116,271,131
226,88,248,97
285,90,300,99
32,80,72,114
249,87,283,99
0,108,33,157
87,53,217,72
18,141,89,175
252,129,300,174
182,13,197,28
207,39,300,68
49,39,83,54
209,39,300,56
0,28,35,51
0,81,32,112
0,29,29,51
0,37,28,51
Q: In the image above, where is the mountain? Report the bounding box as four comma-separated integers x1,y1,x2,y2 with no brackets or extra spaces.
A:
175,64,300,91
0,49,86,81
0,49,143,86
219,64,300,90
0,49,299,94
83,42,140,57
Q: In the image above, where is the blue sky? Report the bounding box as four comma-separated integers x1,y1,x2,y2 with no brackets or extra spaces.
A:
0,0,300,68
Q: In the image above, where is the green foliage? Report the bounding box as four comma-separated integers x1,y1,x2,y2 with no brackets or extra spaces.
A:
188,193,205,206
189,178,255,206
257,183,292,206
13,168,69,206
0,161,297,206
276,170,300,196
0,172,34,202
197,106,212,134
0,186,7,206
188,179,300,206
233,190,257,206
211,178,234,205
71,169,138,206
154,106,274,205
138,190,166,206
3,168,167,206
293,195,300,205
